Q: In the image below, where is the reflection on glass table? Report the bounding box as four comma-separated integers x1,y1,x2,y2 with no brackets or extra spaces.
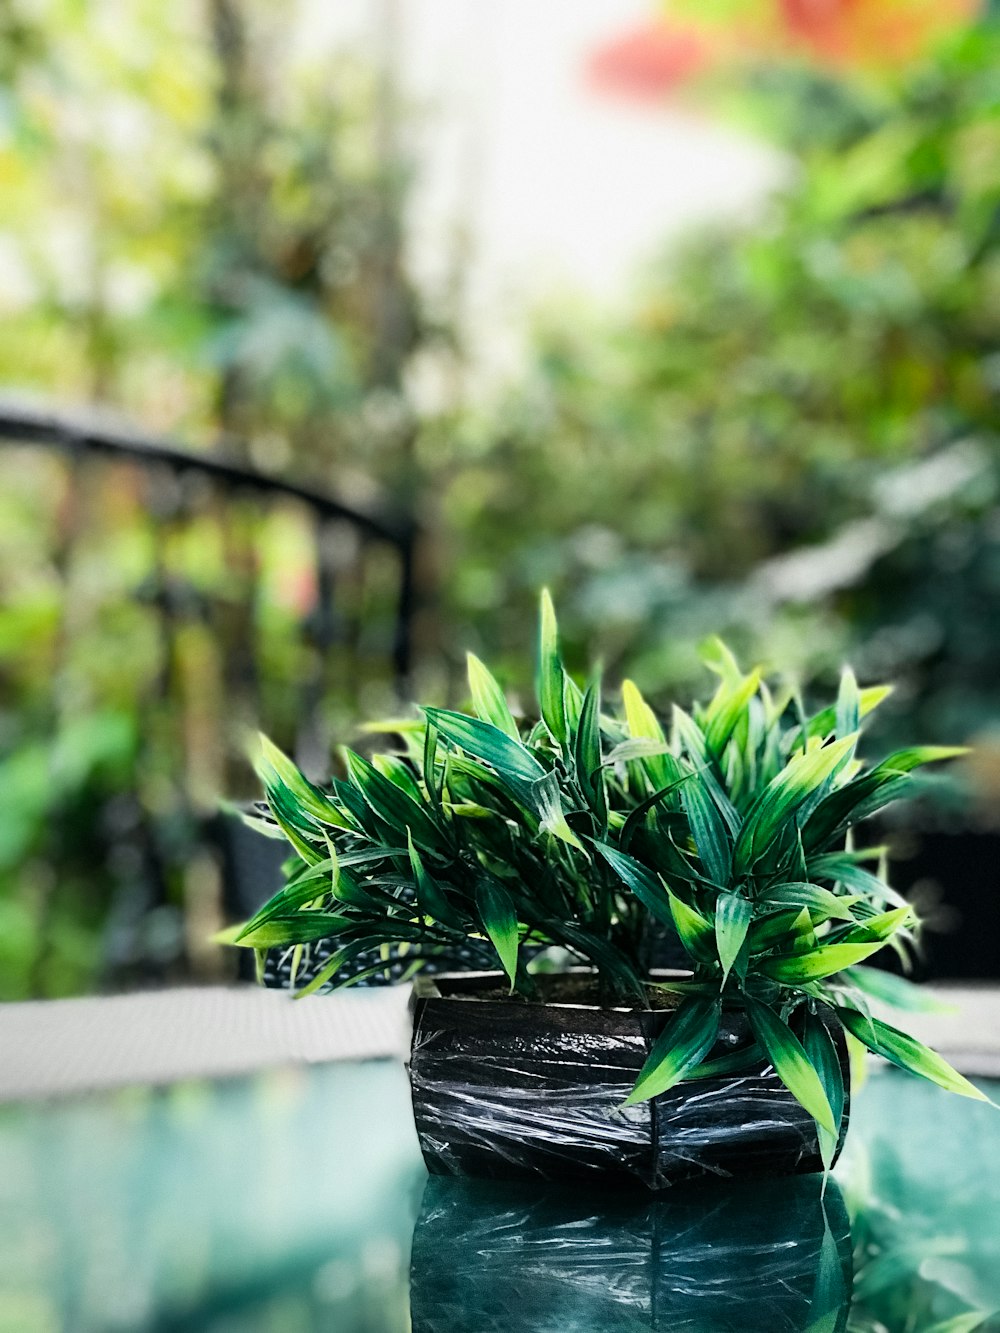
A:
0,1062,997,1332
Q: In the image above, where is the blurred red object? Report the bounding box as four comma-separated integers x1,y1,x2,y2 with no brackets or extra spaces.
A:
586,20,710,102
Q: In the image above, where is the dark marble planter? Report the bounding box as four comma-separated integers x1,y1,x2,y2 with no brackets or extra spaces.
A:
409,1174,852,1333
407,971,850,1188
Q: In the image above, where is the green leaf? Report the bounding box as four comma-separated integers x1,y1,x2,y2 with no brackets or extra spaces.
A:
466,652,519,740
760,882,860,921
699,636,743,686
667,885,717,963
593,841,673,927
715,892,752,984
840,904,914,943
233,912,352,949
704,669,761,757
423,708,545,786
802,1011,845,1172
836,1008,991,1102
476,877,520,987
372,753,423,801
835,666,860,743
575,677,607,827
795,684,893,746
537,588,567,745
255,735,349,828
621,679,682,792
750,906,817,955
407,830,464,929
531,770,585,851
343,749,444,853
744,996,836,1135
618,771,693,851
624,997,722,1106
761,939,889,982
682,771,732,885
733,733,857,873
802,770,913,852
873,745,969,774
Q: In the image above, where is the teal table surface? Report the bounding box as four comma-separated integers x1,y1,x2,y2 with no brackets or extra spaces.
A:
1,1060,998,1332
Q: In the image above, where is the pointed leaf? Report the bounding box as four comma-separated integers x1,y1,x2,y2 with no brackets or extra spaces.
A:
423,708,545,786
343,749,444,853
537,588,567,745
761,939,888,982
682,771,732,885
476,877,520,987
715,892,753,984
575,677,607,826
744,996,836,1135
466,652,519,740
836,1008,991,1102
760,882,860,921
593,842,673,927
803,1011,846,1172
733,734,857,873
624,997,722,1106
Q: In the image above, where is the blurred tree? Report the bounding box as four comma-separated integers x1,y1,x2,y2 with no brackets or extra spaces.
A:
428,13,1000,756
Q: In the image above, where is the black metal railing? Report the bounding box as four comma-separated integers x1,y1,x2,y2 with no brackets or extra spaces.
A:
0,400,417,994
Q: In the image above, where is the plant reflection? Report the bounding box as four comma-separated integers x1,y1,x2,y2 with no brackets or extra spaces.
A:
409,1173,852,1332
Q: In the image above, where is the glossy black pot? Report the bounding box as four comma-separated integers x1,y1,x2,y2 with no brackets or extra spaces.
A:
407,971,850,1188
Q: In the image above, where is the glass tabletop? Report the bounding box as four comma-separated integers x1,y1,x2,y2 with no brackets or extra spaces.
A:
1,1059,997,1332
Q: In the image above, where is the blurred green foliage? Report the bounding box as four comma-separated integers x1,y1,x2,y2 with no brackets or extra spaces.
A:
2,4,999,996
432,16,1000,757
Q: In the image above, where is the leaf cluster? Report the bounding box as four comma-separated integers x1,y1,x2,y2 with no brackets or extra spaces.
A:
227,593,983,1138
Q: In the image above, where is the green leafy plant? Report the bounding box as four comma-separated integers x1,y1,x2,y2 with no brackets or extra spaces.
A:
225,593,987,1142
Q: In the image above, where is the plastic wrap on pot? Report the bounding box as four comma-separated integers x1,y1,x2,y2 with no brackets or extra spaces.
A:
407,972,850,1188
409,1173,852,1333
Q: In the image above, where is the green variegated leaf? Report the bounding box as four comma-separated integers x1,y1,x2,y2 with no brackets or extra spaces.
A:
343,749,444,853
704,669,761,757
537,588,567,745
761,939,887,982
624,997,722,1106
407,830,464,929
467,652,519,740
372,753,423,801
802,1010,845,1172
836,1008,991,1102
575,677,607,827
234,912,353,948
255,734,349,828
593,842,673,927
715,892,752,984
733,733,857,873
760,882,859,921
873,745,969,774
621,679,683,793
618,772,693,850
795,684,893,746
835,666,860,742
744,996,836,1135
476,877,520,987
667,885,716,963
682,771,732,886
423,708,544,786
531,770,585,851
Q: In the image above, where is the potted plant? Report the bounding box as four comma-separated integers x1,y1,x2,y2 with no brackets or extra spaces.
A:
224,593,987,1187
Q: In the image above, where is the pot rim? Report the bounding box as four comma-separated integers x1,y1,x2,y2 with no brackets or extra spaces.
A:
412,966,699,1013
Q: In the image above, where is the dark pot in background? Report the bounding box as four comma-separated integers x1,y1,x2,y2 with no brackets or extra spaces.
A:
408,971,850,1188
409,1173,852,1333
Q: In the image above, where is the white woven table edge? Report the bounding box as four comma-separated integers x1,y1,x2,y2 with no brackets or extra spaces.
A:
0,984,413,1103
